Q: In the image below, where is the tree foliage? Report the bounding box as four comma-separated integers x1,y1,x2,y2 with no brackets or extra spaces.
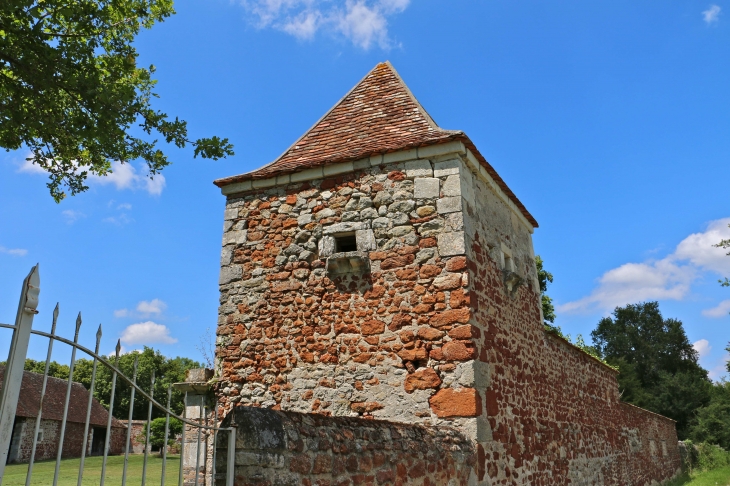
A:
0,0,234,201
689,380,730,450
535,255,556,324
143,416,182,450
9,347,199,420
591,301,712,438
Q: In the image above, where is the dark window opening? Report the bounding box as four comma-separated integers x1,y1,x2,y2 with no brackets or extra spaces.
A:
335,234,358,253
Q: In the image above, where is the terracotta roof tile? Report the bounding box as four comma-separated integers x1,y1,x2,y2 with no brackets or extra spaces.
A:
0,366,125,427
215,62,538,228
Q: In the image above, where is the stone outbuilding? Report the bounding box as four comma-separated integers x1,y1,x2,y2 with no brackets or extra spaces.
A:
0,366,125,463
212,62,681,485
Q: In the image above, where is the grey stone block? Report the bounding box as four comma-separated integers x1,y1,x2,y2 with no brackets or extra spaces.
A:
356,229,377,251
319,236,336,257
219,265,242,285
433,159,460,177
315,208,336,220
222,230,247,246
221,247,233,266
223,207,238,220
437,231,466,256
414,177,440,199
405,160,432,178
297,214,313,226
442,175,462,197
437,197,462,214
388,200,416,213
323,221,366,234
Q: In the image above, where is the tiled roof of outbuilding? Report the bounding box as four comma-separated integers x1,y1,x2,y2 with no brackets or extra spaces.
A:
214,62,538,228
0,366,125,427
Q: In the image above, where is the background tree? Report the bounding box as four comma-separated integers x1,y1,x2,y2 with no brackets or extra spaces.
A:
143,416,182,452
3,348,199,419
689,380,730,450
88,347,199,419
535,255,556,325
591,301,712,438
0,0,233,202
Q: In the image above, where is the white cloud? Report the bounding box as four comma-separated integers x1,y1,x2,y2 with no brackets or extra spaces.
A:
18,157,165,196
703,4,721,24
102,213,134,225
61,209,85,224
144,174,166,196
693,339,712,358
114,298,167,319
17,158,47,175
674,218,730,275
0,246,28,257
242,0,409,49
120,321,177,345
117,203,132,210
559,218,730,313
136,299,167,316
703,299,730,318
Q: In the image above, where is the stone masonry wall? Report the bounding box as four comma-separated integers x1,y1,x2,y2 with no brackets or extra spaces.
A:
216,406,475,486
217,149,681,485
10,418,125,463
461,153,681,485
217,155,482,433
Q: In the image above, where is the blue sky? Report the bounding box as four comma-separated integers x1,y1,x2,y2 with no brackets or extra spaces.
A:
1,1,728,379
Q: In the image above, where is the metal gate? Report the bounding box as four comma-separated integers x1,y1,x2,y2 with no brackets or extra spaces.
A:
0,266,235,485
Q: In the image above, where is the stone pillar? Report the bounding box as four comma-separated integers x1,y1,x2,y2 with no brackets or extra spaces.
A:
174,369,215,486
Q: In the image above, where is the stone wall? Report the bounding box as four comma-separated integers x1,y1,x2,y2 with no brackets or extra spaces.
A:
461,152,681,485
216,155,479,430
217,406,476,486
216,148,681,485
9,417,125,462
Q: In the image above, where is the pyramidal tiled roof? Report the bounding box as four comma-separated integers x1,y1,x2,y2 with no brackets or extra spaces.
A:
215,62,538,228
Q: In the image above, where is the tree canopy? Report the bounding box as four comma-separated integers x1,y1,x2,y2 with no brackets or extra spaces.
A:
10,347,200,419
591,301,712,438
1,0,233,201
535,255,556,325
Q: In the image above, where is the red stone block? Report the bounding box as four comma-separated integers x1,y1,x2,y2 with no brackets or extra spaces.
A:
361,319,385,335
404,368,442,393
380,254,415,270
429,388,482,418
429,308,471,328
419,265,442,279
417,327,443,341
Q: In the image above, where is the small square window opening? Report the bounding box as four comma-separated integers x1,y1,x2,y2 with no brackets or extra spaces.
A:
335,234,358,253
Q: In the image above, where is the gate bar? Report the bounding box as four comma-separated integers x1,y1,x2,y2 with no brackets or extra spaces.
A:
26,303,58,486
0,265,40,480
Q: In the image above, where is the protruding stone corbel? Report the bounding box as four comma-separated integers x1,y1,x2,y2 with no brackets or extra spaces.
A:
503,270,524,295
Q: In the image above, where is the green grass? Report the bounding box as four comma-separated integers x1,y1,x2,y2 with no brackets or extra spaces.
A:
664,466,730,486
3,454,181,486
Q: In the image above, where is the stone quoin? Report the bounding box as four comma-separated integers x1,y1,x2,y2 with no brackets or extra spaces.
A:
212,62,681,485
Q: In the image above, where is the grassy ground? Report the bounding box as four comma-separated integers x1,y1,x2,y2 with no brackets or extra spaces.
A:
664,466,730,486
3,454,181,486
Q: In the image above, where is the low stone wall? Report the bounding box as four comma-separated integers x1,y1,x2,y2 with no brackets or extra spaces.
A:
217,406,476,485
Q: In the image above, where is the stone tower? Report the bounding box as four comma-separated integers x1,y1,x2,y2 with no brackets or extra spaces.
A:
213,62,680,485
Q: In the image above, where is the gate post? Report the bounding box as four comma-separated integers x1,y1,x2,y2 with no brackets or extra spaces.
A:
174,368,214,486
0,265,40,477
